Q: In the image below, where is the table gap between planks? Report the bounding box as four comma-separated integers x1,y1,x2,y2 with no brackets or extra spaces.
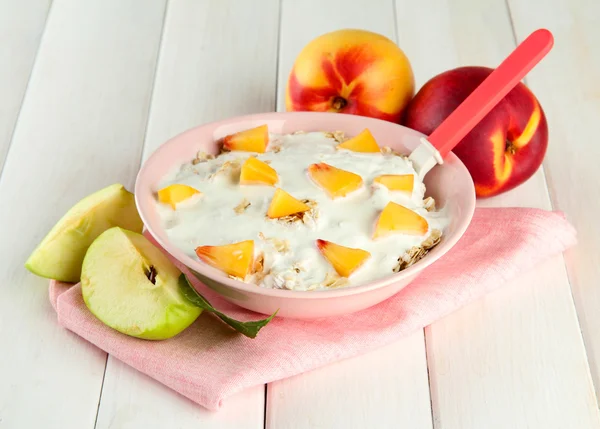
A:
0,0,598,428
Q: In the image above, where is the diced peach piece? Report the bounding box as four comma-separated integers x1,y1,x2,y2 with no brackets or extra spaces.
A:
240,157,278,186
373,202,428,239
336,129,380,153
316,239,371,277
373,174,414,193
307,163,363,199
267,189,310,219
221,125,269,153
195,240,254,278
157,184,201,209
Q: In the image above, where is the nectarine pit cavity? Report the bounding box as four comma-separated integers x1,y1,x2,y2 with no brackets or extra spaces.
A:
331,96,348,111
505,139,517,155
146,265,157,284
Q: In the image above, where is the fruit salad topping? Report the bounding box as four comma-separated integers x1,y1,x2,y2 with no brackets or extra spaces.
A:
156,125,450,290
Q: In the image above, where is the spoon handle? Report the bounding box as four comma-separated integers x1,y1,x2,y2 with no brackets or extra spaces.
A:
428,28,554,158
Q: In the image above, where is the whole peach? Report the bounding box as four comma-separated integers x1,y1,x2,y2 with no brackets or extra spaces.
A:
286,29,414,123
403,66,548,197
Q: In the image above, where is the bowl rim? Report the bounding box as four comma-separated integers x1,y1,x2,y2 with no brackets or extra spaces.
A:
135,111,476,300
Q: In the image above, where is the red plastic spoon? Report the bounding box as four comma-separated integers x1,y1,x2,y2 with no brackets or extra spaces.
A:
409,28,554,177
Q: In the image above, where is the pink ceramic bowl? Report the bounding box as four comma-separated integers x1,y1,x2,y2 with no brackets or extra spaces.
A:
135,112,476,319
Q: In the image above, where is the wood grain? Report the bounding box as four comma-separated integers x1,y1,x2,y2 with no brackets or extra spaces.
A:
0,0,166,427
142,0,281,160
1,0,599,427
95,360,266,429
94,1,280,427
395,0,600,427
266,332,433,429
507,0,600,404
0,0,51,172
269,1,434,427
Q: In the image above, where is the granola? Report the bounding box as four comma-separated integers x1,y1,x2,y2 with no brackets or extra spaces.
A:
321,271,349,289
393,229,443,272
272,199,318,227
159,128,450,291
423,197,436,212
233,198,251,214
323,130,347,143
192,151,215,165
252,253,265,274
258,232,290,253
381,146,410,160
208,159,241,181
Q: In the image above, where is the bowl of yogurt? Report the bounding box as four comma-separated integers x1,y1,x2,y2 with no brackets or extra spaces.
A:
135,112,475,319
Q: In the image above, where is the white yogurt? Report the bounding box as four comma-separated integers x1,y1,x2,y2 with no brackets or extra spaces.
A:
157,132,450,290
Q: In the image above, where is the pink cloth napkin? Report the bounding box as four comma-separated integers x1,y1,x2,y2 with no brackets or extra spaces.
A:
49,207,576,411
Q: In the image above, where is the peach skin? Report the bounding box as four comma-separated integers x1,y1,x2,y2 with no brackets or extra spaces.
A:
286,29,414,123
404,66,548,197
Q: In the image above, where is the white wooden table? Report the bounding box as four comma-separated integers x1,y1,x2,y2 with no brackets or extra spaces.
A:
1,0,599,427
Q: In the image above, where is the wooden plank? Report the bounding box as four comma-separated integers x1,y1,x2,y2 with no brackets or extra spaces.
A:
426,258,600,429
0,0,166,428
395,0,600,427
266,332,433,429
0,0,51,171
142,0,281,158
94,1,280,427
268,1,434,427
507,0,600,403
95,360,266,429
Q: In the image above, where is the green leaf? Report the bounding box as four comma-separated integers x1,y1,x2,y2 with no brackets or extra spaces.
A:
179,274,277,338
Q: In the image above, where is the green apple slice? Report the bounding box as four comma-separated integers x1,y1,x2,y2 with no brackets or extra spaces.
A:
25,183,143,282
81,227,202,340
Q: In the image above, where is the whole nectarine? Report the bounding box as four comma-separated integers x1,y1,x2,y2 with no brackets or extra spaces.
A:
286,29,414,123
403,66,548,197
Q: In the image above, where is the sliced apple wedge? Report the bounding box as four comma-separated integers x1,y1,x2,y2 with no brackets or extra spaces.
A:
221,124,269,153
81,227,202,340
336,129,380,153
316,239,371,277
307,163,363,199
373,202,428,239
157,184,201,209
25,183,143,283
373,174,414,193
195,240,254,279
267,188,310,219
240,157,278,186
